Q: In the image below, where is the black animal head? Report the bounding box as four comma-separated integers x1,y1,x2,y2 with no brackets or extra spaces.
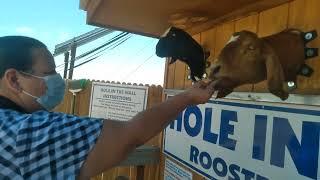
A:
156,26,210,81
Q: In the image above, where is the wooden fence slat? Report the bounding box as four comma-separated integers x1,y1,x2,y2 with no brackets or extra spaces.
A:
155,86,164,180
165,60,175,89
54,87,73,114
173,61,186,89
130,166,137,180
116,167,131,179
158,83,170,180
144,86,162,180
76,81,92,116
146,86,160,146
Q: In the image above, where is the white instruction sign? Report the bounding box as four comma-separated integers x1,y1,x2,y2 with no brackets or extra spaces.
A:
89,82,148,121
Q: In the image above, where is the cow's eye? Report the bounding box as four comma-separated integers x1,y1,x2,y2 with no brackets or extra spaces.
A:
172,33,176,37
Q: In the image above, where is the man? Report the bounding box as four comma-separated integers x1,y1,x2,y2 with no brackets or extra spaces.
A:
0,36,216,180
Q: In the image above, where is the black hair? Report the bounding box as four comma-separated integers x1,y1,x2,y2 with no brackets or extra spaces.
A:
0,36,47,78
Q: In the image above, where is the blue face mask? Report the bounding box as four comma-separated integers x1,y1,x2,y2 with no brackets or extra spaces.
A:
21,72,66,110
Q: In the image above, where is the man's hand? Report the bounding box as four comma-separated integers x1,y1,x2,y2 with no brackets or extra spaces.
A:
181,80,216,105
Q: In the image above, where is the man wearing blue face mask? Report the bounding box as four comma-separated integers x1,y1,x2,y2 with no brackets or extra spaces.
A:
0,36,217,180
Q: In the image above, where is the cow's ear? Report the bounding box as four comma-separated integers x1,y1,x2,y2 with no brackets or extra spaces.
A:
262,41,289,100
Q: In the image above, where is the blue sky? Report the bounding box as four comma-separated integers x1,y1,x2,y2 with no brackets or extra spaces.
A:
0,0,165,85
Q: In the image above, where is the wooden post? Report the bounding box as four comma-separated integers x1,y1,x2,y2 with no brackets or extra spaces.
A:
68,41,77,80
63,51,70,79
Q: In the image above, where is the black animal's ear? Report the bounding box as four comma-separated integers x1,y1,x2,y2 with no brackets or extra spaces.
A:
160,26,173,38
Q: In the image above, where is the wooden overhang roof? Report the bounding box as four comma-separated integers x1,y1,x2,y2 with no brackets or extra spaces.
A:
80,0,292,38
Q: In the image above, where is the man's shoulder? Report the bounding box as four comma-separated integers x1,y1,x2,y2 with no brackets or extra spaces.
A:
0,109,30,127
0,108,103,131
0,109,65,120
0,109,86,126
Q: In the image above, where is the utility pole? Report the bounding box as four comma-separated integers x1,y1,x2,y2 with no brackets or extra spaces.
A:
68,41,77,79
63,51,70,79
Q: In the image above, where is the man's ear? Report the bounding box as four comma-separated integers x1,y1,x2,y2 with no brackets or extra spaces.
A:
3,69,22,94
262,42,289,100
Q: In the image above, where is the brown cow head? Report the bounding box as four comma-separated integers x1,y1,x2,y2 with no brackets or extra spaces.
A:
209,30,290,100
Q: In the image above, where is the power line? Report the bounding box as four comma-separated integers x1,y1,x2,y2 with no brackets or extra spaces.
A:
128,39,154,58
75,32,128,60
72,35,132,69
55,32,130,70
121,54,154,81
70,35,133,70
56,32,128,68
54,28,114,56
84,33,132,60
56,36,156,78
109,35,132,50
109,40,153,73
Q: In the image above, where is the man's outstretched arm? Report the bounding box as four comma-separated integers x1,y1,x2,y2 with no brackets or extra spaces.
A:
79,81,216,179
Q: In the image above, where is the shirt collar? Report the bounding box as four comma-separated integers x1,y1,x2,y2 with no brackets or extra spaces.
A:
0,95,27,113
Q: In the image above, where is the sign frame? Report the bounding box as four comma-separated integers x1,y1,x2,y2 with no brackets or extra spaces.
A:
163,90,320,180
164,89,320,106
89,82,148,120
